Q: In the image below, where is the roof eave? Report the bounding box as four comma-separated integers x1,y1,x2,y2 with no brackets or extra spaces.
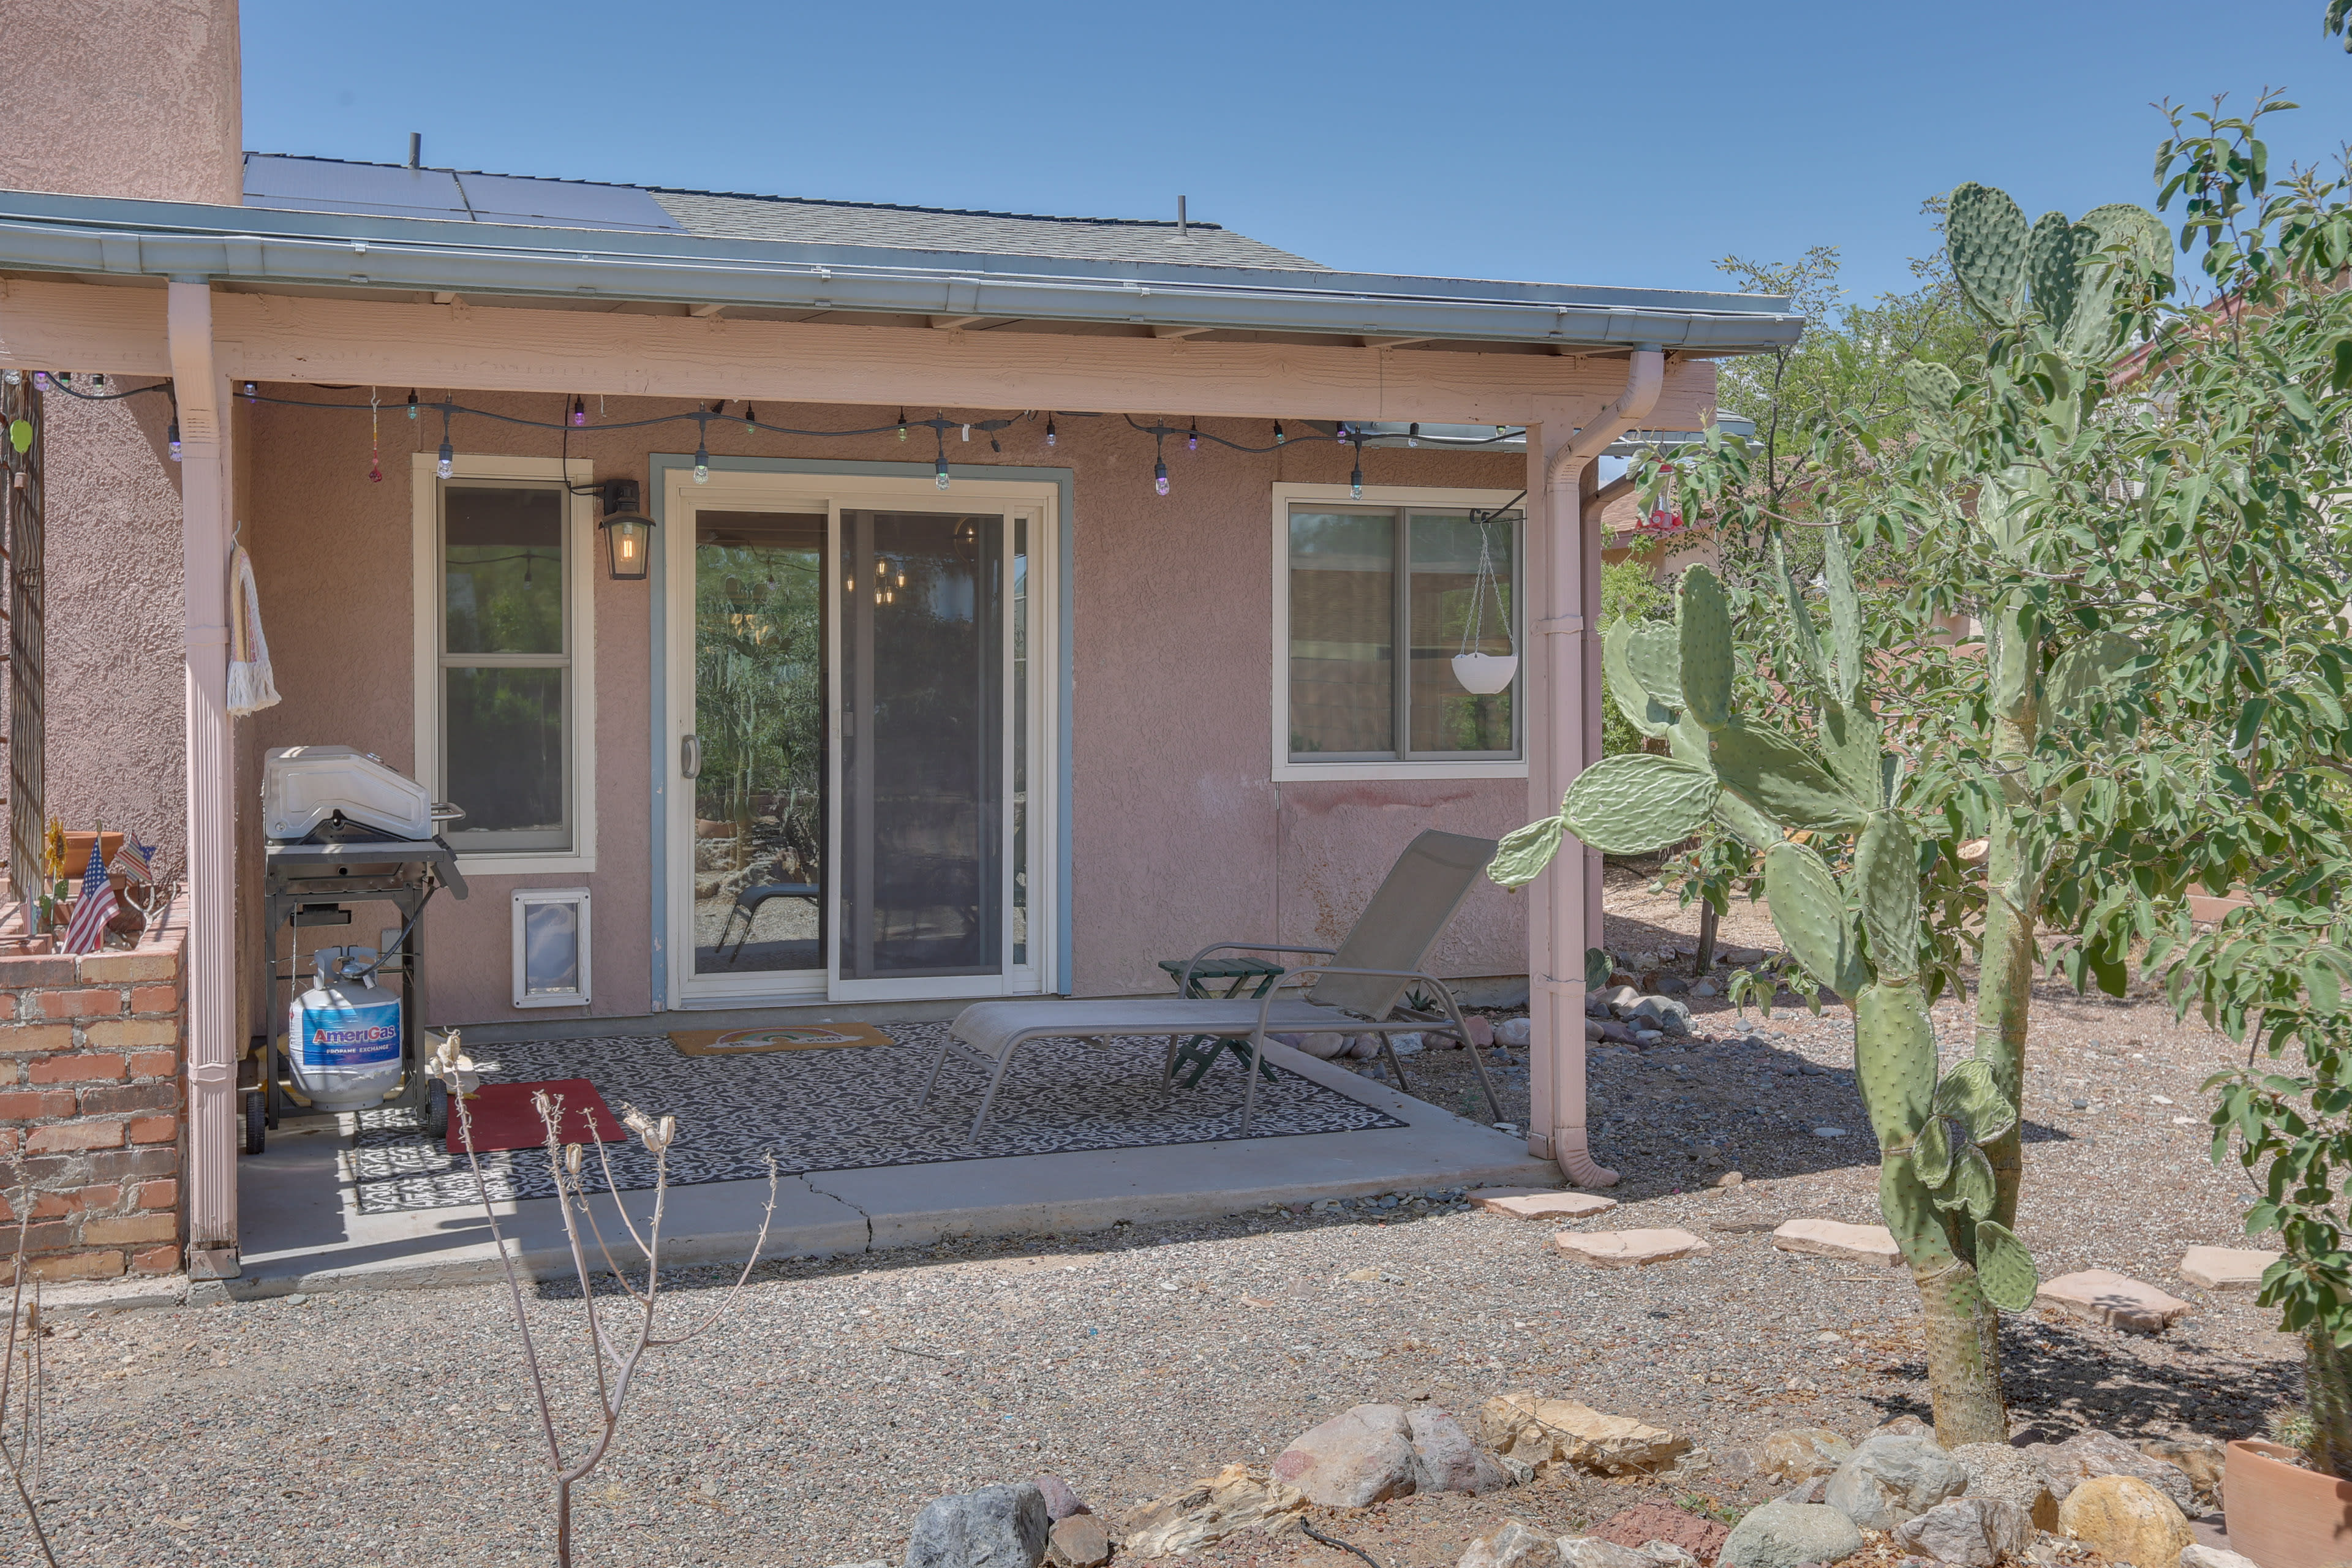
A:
0,189,1809,356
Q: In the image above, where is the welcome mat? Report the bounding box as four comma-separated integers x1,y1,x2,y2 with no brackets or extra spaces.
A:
446,1078,624,1154
349,1023,1407,1215
669,1022,892,1057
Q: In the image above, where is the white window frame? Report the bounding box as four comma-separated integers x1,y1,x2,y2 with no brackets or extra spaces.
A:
1270,481,1528,782
511,886,592,1008
411,453,598,873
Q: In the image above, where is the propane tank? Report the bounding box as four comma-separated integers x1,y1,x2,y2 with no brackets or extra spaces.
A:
287,946,404,1111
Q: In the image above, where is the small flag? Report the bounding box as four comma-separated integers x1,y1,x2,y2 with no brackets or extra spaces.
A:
60,838,115,955
108,839,153,884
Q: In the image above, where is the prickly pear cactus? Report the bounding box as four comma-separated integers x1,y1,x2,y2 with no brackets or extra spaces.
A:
1492,533,2040,1437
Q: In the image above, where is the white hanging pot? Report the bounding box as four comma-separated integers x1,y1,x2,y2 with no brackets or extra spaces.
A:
1451,652,1518,695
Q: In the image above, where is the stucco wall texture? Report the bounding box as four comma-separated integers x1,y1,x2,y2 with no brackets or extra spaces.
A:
0,0,243,206
230,388,1535,1027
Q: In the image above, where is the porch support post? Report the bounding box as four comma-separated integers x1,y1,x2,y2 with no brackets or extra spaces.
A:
1523,348,1663,1188
167,280,236,1261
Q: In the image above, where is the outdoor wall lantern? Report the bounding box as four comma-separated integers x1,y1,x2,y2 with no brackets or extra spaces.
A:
598,479,657,581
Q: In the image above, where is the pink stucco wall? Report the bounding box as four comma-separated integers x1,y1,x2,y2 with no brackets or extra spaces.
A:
231,387,1542,1026
0,0,243,207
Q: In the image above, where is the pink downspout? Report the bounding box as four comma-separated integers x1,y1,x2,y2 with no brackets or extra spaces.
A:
1529,347,1663,1188
168,282,236,1261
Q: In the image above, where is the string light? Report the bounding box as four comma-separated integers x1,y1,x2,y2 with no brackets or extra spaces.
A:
242,382,256,402
1187,418,1198,453
31,372,46,390
407,389,418,420
435,436,453,480
1408,423,1420,448
571,396,586,427
744,404,756,432
1155,458,1169,496
935,453,950,489
693,434,710,484
89,374,104,391
1273,421,1285,445
1350,433,1364,499
1045,417,1057,448
897,410,908,442
167,421,182,463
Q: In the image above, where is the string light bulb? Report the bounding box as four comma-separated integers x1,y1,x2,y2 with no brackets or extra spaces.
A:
1350,434,1364,499
1045,417,1057,448
744,405,756,432
407,389,419,420
693,437,710,484
242,382,256,403
1408,423,1420,448
167,421,182,463
897,410,908,442
31,372,47,390
1187,419,1198,453
1155,459,1169,497
1273,421,1285,445
570,396,586,427
89,374,104,391
435,437,453,480
935,452,950,490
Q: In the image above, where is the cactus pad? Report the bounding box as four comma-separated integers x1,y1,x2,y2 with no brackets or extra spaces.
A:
1931,1057,2018,1145
1765,842,1868,999
1714,721,1866,833
1558,754,1719,856
1819,696,1887,810
2026,211,2090,331
1972,1220,2040,1311
1947,1142,1997,1220
1913,1112,1954,1188
1856,812,1921,981
1678,565,1734,731
1823,526,1864,702
1901,361,1961,412
1622,624,1685,712
1713,790,1781,853
1853,981,1937,1146
1488,816,1566,890
1604,619,1676,738
1774,537,1830,691
1949,182,2029,319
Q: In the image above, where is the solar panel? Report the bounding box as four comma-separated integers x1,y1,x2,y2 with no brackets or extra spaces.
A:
241,156,473,222
454,173,685,233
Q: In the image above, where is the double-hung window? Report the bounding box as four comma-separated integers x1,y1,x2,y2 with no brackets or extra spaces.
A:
415,459,595,866
1277,489,1523,777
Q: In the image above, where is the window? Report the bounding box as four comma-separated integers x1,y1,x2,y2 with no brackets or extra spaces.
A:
413,456,597,870
1278,493,1521,775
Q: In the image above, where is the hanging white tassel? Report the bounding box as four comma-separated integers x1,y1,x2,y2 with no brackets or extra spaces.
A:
225,542,281,717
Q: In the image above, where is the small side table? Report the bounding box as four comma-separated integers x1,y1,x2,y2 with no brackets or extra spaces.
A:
1156,956,1287,1088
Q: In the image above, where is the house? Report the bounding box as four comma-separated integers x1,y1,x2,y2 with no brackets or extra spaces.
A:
0,1,1803,1280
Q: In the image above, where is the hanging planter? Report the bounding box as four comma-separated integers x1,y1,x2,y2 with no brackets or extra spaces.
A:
1450,514,1518,696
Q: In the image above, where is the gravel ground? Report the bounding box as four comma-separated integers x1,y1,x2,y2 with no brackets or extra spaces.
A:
7,877,2299,1567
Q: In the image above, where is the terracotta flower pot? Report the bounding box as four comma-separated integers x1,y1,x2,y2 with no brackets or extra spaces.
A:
2227,1438,2352,1568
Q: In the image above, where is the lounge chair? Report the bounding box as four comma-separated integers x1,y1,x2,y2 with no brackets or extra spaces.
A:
919,829,1506,1141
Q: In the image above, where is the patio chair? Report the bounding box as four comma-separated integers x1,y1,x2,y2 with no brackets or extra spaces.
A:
919,829,1506,1142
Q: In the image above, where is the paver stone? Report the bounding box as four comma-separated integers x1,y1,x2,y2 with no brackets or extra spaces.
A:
2035,1268,2193,1333
1770,1218,1902,1266
1555,1229,1710,1268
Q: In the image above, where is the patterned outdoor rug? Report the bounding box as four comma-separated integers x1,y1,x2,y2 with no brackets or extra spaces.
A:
347,1022,1406,1215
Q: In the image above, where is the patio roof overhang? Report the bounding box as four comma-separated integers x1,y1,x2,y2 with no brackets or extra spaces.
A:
0,188,1805,357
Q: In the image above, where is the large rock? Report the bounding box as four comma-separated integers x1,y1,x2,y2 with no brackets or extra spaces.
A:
1590,1502,1730,1562
2057,1474,2193,1567
1046,1516,1110,1568
2023,1428,2198,1514
1770,1218,1902,1267
1555,1229,1712,1268
1822,1434,1966,1529
1122,1466,1306,1559
1716,1500,1864,1568
2035,1268,2193,1333
1892,1498,2030,1567
1458,1520,1563,1568
1949,1442,2060,1532
1755,1427,1851,1482
2141,1434,2226,1506
1409,1406,1510,1496
1494,1017,1534,1047
1480,1391,1691,1477
1272,1404,1418,1507
1029,1476,1088,1522
905,1483,1051,1568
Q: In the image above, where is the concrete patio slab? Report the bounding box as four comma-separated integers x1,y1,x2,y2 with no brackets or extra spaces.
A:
221,1039,1557,1299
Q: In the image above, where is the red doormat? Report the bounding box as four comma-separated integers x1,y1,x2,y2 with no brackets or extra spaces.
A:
446,1079,625,1155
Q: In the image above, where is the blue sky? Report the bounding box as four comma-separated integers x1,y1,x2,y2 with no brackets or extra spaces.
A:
241,1,2352,319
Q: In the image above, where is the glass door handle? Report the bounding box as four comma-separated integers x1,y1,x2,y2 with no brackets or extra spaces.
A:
680,734,701,778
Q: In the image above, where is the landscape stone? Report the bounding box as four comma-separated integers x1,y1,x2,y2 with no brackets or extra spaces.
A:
1717,1499,1864,1568
1045,1515,1110,1568
905,1483,1052,1568
1029,1475,1088,1521
2024,1428,2198,1513
1555,1229,1711,1268
1472,1189,1621,1221
1479,1390,1692,1476
2056,1474,2192,1567
2179,1546,2261,1568
1295,1033,1351,1060
1272,1403,1417,1507
1770,1217,1903,1266
2179,1245,2279,1291
2140,1435,2226,1504
1949,1443,2060,1532
1755,1427,1852,1482
1869,1415,1931,1439
1893,1497,2031,1567
1458,1520,1564,1568
1823,1434,1967,1529
1627,997,1694,1034
1121,1466,1307,1559
1556,1540,1655,1568
2035,1268,2193,1333
1593,986,1643,1011
1494,1017,1534,1047
1591,1501,1730,1562
1634,1547,1697,1568
1409,1406,1510,1495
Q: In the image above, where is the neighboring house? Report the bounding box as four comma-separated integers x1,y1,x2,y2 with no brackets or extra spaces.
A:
0,1,1802,1273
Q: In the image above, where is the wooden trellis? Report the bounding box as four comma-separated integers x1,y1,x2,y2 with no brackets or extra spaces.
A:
4,376,40,907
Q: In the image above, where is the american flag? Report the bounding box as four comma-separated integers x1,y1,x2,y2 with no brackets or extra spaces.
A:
108,839,152,884
60,838,115,954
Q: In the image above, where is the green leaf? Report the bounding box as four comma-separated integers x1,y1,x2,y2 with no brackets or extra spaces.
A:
1973,1220,2040,1310
1558,754,1720,856
1714,721,1867,833
1586,947,1613,990
1488,816,1565,889
2047,631,2146,719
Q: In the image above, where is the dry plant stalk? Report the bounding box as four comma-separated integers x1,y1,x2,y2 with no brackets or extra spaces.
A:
0,1183,55,1567
429,1035,778,1568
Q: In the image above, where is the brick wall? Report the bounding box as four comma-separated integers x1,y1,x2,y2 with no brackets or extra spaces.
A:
0,897,186,1281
